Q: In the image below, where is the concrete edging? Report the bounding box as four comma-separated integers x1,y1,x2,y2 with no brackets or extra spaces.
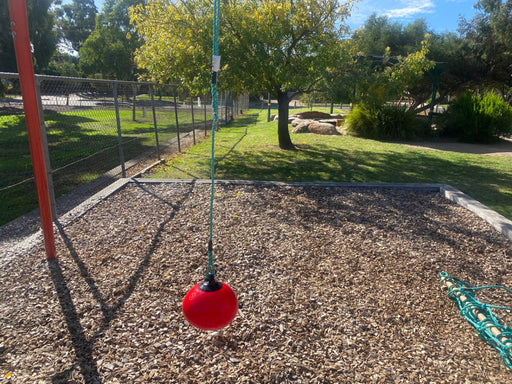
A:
440,184,512,241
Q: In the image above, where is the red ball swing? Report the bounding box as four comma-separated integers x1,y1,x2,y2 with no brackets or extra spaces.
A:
183,274,238,331
182,0,238,331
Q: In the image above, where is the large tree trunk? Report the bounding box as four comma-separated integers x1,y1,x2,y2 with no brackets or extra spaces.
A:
277,90,295,150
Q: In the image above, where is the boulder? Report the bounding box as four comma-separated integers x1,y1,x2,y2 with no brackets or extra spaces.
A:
318,119,338,125
291,111,332,120
291,118,313,127
308,121,340,135
292,120,312,133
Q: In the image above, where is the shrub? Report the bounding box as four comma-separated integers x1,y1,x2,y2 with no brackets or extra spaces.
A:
439,91,512,143
346,103,428,140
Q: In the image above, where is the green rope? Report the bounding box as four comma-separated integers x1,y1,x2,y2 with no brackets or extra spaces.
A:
440,272,512,370
206,0,221,279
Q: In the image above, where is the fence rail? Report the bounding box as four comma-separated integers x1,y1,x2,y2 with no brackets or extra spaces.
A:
0,72,249,226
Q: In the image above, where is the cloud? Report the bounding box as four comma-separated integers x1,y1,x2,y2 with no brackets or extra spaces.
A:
384,0,435,19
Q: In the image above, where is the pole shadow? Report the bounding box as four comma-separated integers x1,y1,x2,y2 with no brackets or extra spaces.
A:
48,181,196,383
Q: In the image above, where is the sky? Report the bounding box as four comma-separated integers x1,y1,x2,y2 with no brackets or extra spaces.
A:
91,0,478,34
347,0,478,33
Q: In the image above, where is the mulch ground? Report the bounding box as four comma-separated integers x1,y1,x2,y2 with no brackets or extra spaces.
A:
1,181,512,383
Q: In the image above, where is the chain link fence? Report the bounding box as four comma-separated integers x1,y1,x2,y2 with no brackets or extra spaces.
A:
0,72,249,226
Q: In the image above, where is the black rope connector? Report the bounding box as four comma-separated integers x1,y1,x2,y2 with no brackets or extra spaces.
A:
211,71,218,85
199,274,223,292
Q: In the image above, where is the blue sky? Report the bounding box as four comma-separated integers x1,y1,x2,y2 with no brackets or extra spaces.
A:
91,0,478,34
347,0,478,33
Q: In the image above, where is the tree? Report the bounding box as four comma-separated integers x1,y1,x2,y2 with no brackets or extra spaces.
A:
130,0,355,149
351,14,429,57
79,0,142,79
55,0,97,52
459,0,512,98
0,0,58,73
0,2,16,73
46,51,80,77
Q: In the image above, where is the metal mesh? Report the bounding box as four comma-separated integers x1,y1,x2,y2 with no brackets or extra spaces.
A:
0,73,249,226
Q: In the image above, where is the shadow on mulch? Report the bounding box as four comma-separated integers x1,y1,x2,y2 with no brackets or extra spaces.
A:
47,181,197,383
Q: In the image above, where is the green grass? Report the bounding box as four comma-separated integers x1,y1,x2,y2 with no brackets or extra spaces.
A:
151,110,512,220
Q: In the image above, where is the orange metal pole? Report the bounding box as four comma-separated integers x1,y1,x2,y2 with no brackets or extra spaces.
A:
8,0,56,259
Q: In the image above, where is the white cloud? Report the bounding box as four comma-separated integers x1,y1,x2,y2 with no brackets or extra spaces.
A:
384,0,435,19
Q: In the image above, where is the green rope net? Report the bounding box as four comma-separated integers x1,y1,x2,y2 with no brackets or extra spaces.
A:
206,0,221,279
440,272,512,370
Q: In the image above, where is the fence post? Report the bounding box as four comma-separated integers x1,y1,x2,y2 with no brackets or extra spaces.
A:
190,97,196,145
267,93,271,122
132,84,137,122
150,84,161,160
173,87,181,152
204,102,207,137
113,81,126,177
224,92,228,125
34,76,57,220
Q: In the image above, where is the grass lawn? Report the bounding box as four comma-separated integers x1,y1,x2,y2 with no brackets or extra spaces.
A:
151,109,512,220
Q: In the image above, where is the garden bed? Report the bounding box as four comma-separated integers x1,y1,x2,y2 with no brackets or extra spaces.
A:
1,181,512,383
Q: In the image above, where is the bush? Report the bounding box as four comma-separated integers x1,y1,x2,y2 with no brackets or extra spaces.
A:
346,103,428,140
439,91,512,143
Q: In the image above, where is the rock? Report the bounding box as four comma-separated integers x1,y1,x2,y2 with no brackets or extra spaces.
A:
291,111,332,119
292,120,312,133
308,121,340,135
291,118,312,127
318,119,338,125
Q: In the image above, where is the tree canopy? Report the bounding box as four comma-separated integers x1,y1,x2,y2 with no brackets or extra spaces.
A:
130,0,356,149
0,0,57,73
55,0,97,52
459,0,512,98
79,0,143,79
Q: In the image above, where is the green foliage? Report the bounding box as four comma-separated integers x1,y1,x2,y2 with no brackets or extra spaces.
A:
439,91,512,143
459,0,512,96
0,0,57,73
55,0,97,52
344,33,434,109
46,51,80,77
130,0,354,95
351,14,429,57
79,0,142,80
346,103,428,140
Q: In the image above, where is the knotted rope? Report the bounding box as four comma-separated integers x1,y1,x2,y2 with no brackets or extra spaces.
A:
206,0,221,279
440,271,512,370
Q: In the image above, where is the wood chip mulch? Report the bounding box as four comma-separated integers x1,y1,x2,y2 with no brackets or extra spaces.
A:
1,181,512,383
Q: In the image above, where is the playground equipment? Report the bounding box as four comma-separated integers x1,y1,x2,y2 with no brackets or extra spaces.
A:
440,272,512,370
8,0,56,259
182,0,238,331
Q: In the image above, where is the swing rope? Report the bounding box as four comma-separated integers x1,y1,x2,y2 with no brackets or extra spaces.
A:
206,0,221,279
440,272,512,370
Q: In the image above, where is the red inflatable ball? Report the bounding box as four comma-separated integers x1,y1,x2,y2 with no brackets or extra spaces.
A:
182,277,238,331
